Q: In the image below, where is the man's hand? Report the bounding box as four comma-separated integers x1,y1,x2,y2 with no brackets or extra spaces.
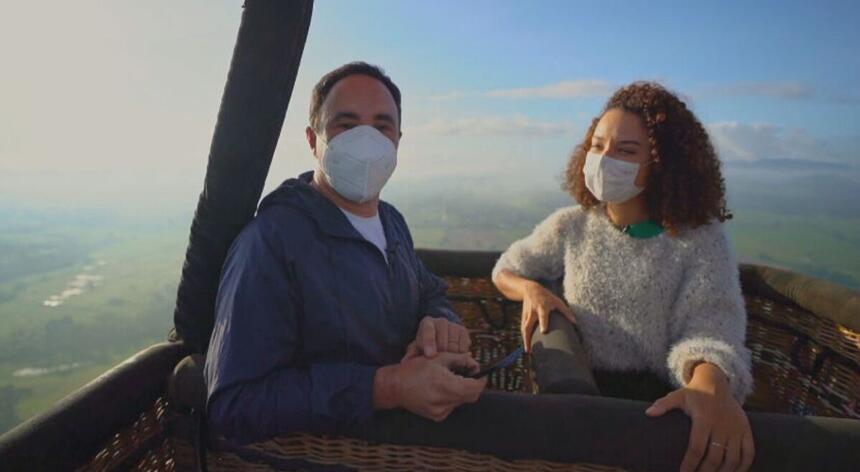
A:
402,316,471,360
373,352,487,422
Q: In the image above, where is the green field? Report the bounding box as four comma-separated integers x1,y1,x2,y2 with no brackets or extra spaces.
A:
728,211,860,289
0,228,185,432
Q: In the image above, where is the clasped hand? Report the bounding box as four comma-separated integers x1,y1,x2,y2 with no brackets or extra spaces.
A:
375,316,486,422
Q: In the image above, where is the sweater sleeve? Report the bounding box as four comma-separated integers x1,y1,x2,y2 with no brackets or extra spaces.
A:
492,207,577,283
666,223,753,402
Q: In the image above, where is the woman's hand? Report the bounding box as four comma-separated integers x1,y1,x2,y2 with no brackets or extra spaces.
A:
520,281,576,352
645,363,754,472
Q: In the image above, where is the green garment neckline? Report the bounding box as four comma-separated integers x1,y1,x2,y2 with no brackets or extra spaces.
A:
622,220,665,239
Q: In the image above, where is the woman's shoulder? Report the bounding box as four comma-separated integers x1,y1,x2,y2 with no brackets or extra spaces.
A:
546,204,586,221
535,204,589,236
677,219,728,242
674,219,735,259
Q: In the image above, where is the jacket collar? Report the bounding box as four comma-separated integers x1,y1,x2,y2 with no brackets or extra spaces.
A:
260,171,402,248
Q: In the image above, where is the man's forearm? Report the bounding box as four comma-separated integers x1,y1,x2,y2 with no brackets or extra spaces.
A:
372,364,400,410
208,362,377,444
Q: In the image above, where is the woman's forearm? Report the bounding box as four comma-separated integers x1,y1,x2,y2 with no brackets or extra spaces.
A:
493,269,540,301
689,361,730,393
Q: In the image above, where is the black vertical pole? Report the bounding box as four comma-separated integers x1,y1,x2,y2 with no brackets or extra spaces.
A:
172,0,314,353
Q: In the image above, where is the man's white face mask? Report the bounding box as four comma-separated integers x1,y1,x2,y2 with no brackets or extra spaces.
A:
317,125,397,203
584,151,652,203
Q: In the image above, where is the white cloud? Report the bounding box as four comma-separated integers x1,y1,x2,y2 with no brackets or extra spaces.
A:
698,81,813,100
708,122,780,161
707,122,853,164
486,80,615,99
419,91,467,102
407,116,576,138
485,80,854,105
826,92,860,105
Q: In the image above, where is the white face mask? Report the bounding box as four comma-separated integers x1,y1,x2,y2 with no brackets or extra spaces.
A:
584,151,649,203
317,125,397,203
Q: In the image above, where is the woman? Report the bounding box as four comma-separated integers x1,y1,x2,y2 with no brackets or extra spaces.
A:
492,82,754,472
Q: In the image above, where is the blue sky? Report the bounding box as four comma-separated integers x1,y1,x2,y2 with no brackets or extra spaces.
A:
304,1,860,121
293,0,860,185
1,0,858,205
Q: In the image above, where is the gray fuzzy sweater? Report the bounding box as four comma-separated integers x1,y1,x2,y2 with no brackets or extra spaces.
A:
492,205,752,401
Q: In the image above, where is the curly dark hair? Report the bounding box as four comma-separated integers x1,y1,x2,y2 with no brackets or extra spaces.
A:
564,82,731,234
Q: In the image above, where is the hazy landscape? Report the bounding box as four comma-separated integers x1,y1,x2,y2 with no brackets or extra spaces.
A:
1,163,858,434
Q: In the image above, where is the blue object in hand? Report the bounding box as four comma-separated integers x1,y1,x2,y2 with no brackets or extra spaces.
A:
467,346,525,379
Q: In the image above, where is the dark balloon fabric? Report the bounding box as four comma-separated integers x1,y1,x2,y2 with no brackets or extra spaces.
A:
171,0,313,354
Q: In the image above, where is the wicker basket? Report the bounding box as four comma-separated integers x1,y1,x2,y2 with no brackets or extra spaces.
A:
79,264,859,471
77,397,177,472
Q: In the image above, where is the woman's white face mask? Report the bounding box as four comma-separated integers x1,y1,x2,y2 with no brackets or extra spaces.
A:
317,125,398,203
584,151,652,203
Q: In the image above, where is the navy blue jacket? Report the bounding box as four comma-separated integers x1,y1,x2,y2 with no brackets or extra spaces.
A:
203,171,459,444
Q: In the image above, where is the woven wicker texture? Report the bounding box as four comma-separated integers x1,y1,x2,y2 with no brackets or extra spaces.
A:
78,397,175,472
82,273,859,471
446,276,533,394
745,295,860,418
209,434,622,471
129,438,177,472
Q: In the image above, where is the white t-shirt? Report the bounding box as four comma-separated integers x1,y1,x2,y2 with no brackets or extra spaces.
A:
340,208,388,261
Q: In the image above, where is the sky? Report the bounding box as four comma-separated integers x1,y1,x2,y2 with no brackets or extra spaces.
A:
1,0,858,210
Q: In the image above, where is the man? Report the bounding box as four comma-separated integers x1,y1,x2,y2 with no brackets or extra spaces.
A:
204,62,486,445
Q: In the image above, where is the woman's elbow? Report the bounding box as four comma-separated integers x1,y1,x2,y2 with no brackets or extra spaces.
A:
491,267,512,287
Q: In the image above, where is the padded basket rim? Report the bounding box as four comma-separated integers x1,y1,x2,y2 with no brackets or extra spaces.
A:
740,263,860,331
